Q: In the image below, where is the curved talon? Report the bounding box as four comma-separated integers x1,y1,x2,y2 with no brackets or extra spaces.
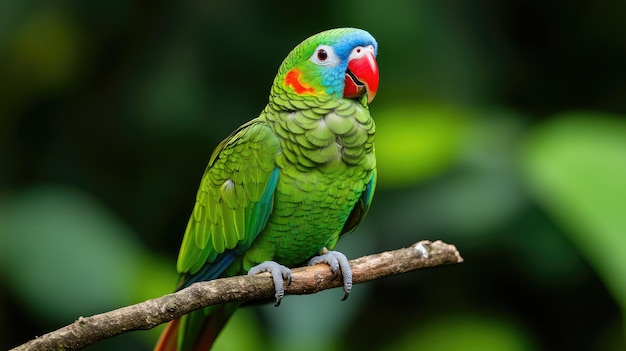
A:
308,250,353,300
248,261,292,307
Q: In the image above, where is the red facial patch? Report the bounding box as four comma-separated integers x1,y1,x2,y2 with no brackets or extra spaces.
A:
285,69,315,95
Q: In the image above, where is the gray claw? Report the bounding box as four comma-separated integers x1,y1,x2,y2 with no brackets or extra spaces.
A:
308,250,352,300
248,261,292,306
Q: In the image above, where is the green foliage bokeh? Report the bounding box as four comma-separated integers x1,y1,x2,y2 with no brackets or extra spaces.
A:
1,1,625,350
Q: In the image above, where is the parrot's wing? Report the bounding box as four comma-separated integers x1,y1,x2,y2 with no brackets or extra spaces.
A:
340,168,376,236
176,119,281,278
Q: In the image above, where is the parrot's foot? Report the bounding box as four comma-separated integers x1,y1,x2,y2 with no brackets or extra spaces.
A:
308,250,352,301
248,261,292,307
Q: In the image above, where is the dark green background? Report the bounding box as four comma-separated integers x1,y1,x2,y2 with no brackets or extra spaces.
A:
2,1,625,350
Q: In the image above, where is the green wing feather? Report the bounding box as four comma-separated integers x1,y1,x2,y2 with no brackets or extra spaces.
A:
177,118,281,276
340,168,376,236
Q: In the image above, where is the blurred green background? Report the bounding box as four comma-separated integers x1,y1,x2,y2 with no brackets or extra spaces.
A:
1,1,625,350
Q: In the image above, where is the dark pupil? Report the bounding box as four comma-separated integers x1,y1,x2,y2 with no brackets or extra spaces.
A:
317,49,328,61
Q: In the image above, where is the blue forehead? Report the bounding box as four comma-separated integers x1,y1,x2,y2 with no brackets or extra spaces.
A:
330,29,378,60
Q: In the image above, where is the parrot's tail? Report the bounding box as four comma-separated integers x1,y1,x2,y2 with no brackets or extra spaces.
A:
154,303,238,351
154,319,180,351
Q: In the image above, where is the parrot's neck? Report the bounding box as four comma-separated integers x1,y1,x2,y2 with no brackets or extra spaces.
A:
262,97,375,172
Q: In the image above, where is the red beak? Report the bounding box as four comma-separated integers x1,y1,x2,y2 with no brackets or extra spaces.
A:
344,50,379,103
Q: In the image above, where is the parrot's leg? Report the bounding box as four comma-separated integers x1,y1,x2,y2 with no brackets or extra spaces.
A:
248,261,292,307
308,249,352,301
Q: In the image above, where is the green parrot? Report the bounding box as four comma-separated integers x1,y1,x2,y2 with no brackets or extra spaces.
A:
155,27,379,351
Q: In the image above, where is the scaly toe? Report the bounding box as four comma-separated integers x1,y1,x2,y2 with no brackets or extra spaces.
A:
308,250,353,300
248,261,292,307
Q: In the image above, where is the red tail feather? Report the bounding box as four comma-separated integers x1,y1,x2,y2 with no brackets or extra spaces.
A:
154,304,236,351
154,319,180,351
193,312,229,351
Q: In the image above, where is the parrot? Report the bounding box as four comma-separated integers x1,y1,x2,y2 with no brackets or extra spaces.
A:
154,27,379,351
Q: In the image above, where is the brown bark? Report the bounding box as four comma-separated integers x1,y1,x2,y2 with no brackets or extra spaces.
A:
10,240,463,351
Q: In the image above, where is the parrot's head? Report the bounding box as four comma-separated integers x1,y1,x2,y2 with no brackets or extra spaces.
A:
272,28,379,107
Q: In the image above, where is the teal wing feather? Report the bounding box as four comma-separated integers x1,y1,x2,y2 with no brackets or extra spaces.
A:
176,118,281,277
340,168,376,236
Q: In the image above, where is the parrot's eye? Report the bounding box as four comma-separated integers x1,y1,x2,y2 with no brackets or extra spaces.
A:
317,49,328,61
309,45,340,67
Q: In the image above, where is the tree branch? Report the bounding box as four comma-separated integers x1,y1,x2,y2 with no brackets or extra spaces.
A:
11,240,463,351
